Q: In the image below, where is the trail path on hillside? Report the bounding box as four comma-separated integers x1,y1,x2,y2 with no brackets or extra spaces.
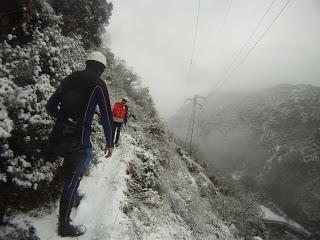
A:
15,145,132,240
260,205,311,238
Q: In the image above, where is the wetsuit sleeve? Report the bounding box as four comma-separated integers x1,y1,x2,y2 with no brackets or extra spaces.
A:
95,84,114,148
46,85,62,118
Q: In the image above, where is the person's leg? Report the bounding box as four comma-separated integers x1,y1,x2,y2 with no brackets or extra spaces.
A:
58,150,90,236
59,154,85,224
114,122,123,145
73,147,93,207
112,123,117,144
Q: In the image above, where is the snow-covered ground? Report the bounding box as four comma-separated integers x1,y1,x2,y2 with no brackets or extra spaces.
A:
260,205,311,237
2,131,238,240
10,137,134,240
260,205,286,222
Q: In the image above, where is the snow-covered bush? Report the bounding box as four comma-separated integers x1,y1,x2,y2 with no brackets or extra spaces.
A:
0,24,84,188
212,178,266,239
124,117,170,214
131,146,161,190
148,120,166,140
0,13,85,212
125,147,162,214
104,53,157,120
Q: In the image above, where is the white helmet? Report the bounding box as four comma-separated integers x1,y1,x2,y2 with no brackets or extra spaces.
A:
252,237,263,240
86,51,107,66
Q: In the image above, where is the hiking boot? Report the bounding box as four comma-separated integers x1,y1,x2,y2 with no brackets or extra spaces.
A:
73,192,84,208
58,220,87,237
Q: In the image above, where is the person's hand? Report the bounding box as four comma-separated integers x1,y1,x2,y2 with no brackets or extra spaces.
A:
105,146,113,158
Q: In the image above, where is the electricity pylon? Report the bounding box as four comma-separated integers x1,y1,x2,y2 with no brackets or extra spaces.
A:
185,94,206,154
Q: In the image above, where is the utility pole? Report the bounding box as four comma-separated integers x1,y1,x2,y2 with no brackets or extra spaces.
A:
185,94,206,154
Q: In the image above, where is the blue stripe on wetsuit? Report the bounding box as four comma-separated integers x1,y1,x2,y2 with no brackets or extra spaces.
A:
80,86,113,148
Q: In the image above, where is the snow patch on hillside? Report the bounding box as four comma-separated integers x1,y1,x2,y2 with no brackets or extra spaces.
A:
260,205,311,236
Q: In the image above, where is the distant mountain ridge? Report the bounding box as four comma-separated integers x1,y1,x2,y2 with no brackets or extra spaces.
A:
169,84,320,235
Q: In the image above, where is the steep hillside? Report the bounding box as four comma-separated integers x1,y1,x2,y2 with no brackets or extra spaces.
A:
0,1,248,239
169,84,320,236
1,110,241,239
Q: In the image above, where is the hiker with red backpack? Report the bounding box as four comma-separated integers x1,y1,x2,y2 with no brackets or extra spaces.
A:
112,98,128,146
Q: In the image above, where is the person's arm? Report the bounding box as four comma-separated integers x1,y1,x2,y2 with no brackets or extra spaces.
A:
46,86,62,118
95,83,114,157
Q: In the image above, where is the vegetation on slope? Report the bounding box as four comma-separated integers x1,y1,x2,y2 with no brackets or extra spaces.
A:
0,0,155,221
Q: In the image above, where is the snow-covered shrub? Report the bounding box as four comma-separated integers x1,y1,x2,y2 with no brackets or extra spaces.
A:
149,120,166,140
126,152,162,212
123,116,171,215
0,20,85,210
134,146,161,189
213,193,265,239
212,178,266,239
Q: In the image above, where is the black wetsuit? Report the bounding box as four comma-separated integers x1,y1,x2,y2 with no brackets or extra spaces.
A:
46,61,114,224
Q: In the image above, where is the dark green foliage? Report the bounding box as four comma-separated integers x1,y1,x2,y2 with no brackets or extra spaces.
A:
51,0,113,49
0,0,60,43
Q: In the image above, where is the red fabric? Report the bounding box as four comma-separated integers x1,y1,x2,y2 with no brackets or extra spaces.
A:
112,102,126,119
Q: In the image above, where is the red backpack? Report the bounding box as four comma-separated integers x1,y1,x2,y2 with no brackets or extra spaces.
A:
112,102,126,119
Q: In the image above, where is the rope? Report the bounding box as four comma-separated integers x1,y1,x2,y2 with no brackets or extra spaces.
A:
107,206,121,240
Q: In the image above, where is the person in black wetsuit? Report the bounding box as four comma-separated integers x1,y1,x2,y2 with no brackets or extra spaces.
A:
46,51,114,237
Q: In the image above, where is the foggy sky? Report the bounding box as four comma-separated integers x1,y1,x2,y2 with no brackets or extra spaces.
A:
108,0,320,119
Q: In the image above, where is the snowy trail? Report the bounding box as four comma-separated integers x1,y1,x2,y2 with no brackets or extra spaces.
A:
18,139,133,240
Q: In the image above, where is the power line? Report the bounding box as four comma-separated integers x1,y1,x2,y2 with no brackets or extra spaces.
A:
221,0,277,83
176,0,201,133
206,0,277,104
199,0,291,139
210,0,233,58
210,0,291,99
189,0,201,66
185,0,201,86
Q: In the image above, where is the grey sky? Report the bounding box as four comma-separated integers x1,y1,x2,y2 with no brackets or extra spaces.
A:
108,0,320,119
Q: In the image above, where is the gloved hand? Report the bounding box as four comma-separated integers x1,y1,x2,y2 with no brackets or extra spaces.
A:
105,146,113,158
